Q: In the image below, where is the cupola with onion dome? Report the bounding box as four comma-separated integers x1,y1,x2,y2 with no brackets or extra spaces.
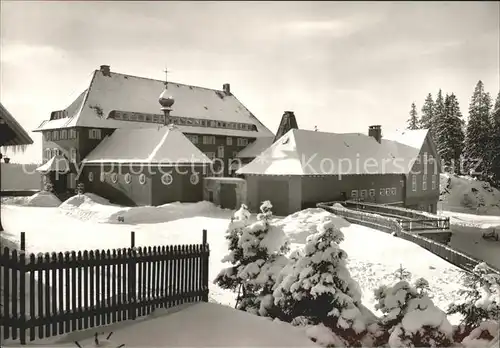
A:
159,89,175,109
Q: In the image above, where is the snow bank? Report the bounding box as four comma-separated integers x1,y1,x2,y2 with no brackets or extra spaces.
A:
59,193,122,222
439,173,500,215
24,191,61,207
105,201,224,224
49,302,319,347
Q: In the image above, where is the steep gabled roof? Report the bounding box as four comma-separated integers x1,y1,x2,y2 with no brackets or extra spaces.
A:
0,103,34,146
236,128,429,176
34,68,273,138
236,137,274,159
82,125,212,165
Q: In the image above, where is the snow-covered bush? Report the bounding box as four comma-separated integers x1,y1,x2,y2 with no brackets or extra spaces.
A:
374,266,453,348
76,182,85,195
273,219,367,345
461,320,499,348
214,201,290,317
447,262,500,342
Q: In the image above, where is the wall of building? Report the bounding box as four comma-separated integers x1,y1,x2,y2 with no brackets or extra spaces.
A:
151,165,205,206
82,164,152,206
0,163,41,190
405,134,440,213
78,127,115,160
203,178,247,210
245,175,301,216
300,174,405,208
41,129,79,163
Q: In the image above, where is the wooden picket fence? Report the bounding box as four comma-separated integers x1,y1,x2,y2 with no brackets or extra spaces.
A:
0,230,210,345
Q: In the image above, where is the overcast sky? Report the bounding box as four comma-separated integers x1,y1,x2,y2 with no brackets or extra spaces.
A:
1,1,499,163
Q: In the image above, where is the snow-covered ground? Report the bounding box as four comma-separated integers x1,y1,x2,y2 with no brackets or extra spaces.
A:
1,194,465,326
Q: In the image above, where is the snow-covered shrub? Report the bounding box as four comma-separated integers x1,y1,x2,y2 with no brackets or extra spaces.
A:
43,180,54,193
447,262,500,341
76,182,85,195
273,219,367,345
461,320,499,348
214,201,290,317
374,266,453,348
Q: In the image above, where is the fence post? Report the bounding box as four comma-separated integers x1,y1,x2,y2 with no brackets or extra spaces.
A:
19,232,26,344
128,231,137,320
202,229,209,302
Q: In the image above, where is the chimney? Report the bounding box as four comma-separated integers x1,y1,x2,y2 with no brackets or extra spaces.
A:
274,111,299,143
223,83,231,95
100,65,111,77
368,125,382,143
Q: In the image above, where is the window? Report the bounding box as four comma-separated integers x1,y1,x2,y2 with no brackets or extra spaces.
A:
360,189,367,199
100,172,106,182
161,173,173,185
45,132,52,141
190,173,199,185
88,172,94,182
369,189,375,197
391,187,397,196
188,135,198,144
237,138,249,146
415,155,421,165
69,148,77,163
52,130,59,141
226,137,233,146
432,174,437,190
89,129,102,140
217,145,224,158
203,135,216,145
206,152,216,160
422,175,427,191
412,175,417,191
400,180,405,187
111,173,118,183
380,188,385,196
44,148,51,160
351,190,358,199
124,173,131,184
423,153,428,164
385,188,391,196
232,151,238,158
69,129,77,139
61,130,67,140
53,148,60,156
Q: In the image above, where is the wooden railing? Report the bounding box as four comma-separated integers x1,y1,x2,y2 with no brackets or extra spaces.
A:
0,231,210,345
317,202,500,276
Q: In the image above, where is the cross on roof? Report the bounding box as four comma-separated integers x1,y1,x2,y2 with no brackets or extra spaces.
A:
164,67,171,88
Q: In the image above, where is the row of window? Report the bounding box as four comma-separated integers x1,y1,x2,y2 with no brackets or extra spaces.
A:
89,172,200,186
44,129,102,141
351,187,397,199
109,110,258,132
411,174,437,191
43,148,78,162
415,153,436,165
186,135,249,147
45,129,78,141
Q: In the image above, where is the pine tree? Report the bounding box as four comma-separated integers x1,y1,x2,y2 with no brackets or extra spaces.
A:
374,266,453,348
273,220,367,345
406,103,419,130
464,81,492,178
420,93,435,130
489,92,500,185
447,262,500,341
434,93,465,173
214,202,290,316
432,89,446,140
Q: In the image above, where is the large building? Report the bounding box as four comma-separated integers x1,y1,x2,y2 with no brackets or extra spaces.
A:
236,125,441,216
33,65,274,204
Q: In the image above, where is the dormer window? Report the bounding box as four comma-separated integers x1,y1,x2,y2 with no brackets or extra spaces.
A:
89,129,102,140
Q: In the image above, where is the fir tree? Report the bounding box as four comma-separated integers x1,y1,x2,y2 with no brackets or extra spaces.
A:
214,202,289,316
489,91,500,185
447,262,500,341
434,93,465,173
464,81,492,178
273,219,367,345
432,89,446,141
406,103,419,130
420,93,435,130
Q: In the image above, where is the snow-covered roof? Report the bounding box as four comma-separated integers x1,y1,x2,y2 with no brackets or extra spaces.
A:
0,102,34,146
36,155,71,173
34,68,274,138
236,136,275,158
82,125,212,164
237,129,429,176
